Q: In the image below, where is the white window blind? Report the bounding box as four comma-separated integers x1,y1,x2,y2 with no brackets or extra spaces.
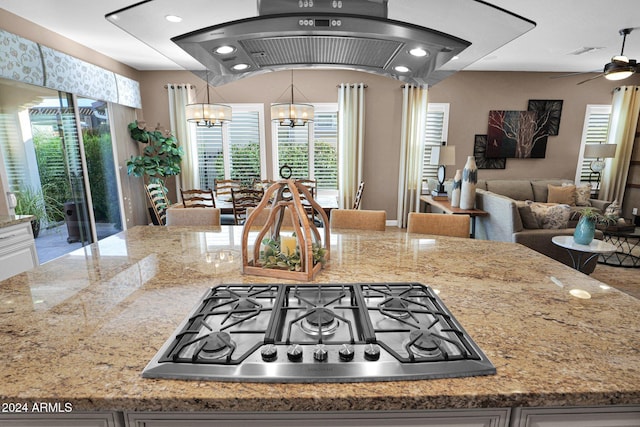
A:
272,103,338,191
575,104,612,184
422,103,450,182
195,105,265,189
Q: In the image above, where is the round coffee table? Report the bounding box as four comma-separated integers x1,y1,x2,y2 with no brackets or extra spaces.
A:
552,236,617,273
598,226,640,268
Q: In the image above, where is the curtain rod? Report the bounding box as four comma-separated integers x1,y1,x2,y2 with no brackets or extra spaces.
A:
164,84,195,89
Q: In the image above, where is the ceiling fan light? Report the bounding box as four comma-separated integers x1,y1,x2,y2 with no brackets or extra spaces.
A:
611,55,630,64
604,60,635,80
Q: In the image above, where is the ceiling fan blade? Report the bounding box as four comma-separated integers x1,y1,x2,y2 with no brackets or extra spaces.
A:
577,73,605,85
550,70,601,79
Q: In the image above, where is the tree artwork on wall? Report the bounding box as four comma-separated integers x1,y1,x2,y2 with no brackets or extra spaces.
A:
527,99,563,136
485,110,549,158
474,135,506,169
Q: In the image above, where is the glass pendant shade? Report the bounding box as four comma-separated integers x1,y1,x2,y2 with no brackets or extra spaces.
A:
271,102,314,127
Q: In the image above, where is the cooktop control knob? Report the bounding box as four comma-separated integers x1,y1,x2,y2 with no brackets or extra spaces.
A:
364,343,381,361
260,344,277,362
313,344,328,361
338,344,354,361
286,344,303,362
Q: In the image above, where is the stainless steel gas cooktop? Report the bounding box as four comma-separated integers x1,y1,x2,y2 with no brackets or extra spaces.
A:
143,282,496,383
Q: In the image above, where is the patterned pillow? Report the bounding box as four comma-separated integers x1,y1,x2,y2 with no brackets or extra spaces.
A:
525,201,571,229
569,183,592,206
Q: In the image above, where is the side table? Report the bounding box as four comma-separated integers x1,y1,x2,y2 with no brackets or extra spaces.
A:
552,236,617,273
598,226,640,268
420,195,488,238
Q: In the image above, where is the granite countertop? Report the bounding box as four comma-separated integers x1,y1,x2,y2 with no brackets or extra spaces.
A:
0,214,34,229
0,225,638,413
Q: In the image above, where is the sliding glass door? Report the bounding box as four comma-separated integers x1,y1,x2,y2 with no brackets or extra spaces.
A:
0,78,123,263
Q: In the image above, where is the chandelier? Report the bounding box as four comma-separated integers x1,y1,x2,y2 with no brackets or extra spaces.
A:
186,72,231,127
271,70,314,127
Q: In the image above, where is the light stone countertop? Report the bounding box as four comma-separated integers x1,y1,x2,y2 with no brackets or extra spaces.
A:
0,225,638,413
0,214,34,229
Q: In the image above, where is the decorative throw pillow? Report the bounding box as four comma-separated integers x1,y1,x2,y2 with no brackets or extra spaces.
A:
525,201,571,229
515,201,540,229
547,184,576,206
543,204,572,229
572,183,592,206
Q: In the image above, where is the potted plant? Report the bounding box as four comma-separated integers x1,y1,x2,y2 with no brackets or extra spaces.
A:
574,207,615,245
125,121,183,224
126,121,183,186
14,186,49,238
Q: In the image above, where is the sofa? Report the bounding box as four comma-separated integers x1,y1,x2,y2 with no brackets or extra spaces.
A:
471,179,611,274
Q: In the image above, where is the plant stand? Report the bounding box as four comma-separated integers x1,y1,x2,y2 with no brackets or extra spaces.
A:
241,179,330,281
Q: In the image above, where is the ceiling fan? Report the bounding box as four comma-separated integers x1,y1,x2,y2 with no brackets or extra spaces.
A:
557,27,639,85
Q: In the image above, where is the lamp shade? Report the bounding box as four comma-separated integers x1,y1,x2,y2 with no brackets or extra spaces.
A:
583,143,617,159
271,103,314,127
186,103,232,127
429,146,456,165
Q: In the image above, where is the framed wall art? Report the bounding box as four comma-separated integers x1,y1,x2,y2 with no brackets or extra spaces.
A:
486,110,548,158
527,99,563,136
474,135,506,169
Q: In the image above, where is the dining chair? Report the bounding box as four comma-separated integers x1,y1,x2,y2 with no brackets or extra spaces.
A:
407,212,471,238
214,179,241,198
296,178,316,198
231,188,265,225
180,188,215,208
245,206,295,230
352,181,365,210
166,206,221,226
252,178,276,191
329,209,386,231
145,183,169,225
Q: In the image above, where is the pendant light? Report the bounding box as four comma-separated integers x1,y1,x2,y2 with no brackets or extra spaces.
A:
271,70,314,127
186,72,232,127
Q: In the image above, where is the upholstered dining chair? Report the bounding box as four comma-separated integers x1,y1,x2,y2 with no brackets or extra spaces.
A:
180,188,215,208
407,212,471,238
231,188,265,225
166,206,221,226
329,209,386,231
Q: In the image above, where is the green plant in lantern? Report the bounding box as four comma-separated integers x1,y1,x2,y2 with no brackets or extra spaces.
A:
259,236,327,272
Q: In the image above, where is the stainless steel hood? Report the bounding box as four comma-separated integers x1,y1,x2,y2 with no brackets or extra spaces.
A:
171,0,471,86
106,0,536,86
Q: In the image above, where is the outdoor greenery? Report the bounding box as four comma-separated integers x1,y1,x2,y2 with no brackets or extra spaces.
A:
33,133,70,223
13,184,63,237
82,127,120,224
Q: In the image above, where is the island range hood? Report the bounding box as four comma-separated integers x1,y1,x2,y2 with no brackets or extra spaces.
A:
171,0,471,86
106,0,536,86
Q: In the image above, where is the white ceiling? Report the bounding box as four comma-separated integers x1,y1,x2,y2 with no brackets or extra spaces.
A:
0,0,639,76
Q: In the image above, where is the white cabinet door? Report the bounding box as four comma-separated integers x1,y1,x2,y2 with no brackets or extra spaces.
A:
0,222,38,281
511,406,640,427
125,409,511,427
0,412,123,427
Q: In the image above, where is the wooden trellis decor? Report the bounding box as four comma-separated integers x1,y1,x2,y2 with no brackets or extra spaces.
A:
241,179,330,281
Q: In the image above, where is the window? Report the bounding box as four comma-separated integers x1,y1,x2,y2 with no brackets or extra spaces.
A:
195,104,265,189
422,103,450,182
272,103,338,193
575,104,612,186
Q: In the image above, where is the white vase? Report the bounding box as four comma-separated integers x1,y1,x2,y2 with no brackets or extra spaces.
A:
459,156,477,210
451,169,462,208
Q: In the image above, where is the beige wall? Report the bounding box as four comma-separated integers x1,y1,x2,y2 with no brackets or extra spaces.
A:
138,68,640,220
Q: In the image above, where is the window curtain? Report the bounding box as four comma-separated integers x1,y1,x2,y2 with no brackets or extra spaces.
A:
397,85,428,228
601,86,640,204
166,84,197,192
337,83,366,209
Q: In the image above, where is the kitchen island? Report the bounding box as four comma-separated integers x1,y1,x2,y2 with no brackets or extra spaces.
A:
0,225,638,425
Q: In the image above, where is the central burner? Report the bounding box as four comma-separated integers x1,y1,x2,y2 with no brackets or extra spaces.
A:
229,297,261,320
300,308,340,336
408,329,443,359
196,331,234,360
380,296,411,319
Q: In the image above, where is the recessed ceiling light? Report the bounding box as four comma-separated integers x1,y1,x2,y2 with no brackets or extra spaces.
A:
165,15,183,23
232,63,250,71
409,47,428,57
215,45,236,55
394,65,410,73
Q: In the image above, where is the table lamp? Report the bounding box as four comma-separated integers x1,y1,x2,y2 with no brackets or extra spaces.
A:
429,145,456,197
583,143,616,194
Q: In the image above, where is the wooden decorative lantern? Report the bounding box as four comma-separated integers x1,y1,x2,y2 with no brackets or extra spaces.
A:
241,179,330,281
